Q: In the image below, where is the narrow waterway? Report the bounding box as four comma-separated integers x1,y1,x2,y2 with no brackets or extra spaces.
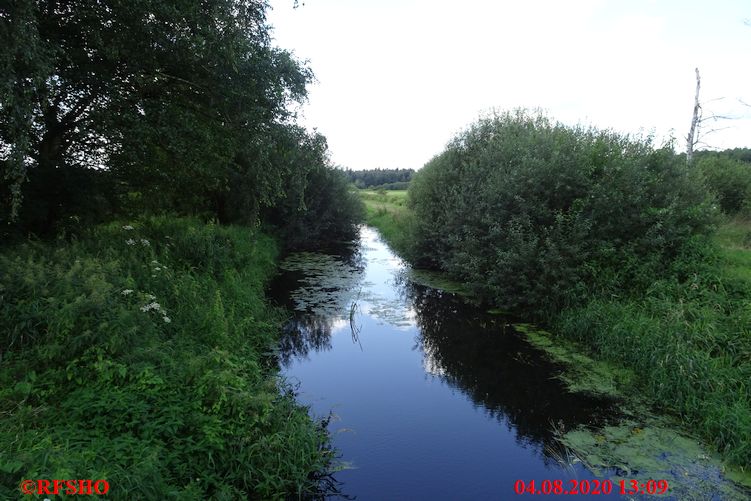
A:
269,227,623,499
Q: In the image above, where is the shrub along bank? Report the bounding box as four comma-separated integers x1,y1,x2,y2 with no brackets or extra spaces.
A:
365,110,751,469
0,217,332,499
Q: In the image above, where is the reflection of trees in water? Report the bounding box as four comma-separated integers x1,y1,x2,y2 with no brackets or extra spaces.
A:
402,282,614,466
338,232,366,271
272,234,366,368
278,314,339,367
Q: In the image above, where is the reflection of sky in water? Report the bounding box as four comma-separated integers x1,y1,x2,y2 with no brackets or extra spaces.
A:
358,227,418,330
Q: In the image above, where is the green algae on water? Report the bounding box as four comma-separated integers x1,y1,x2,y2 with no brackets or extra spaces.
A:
557,419,751,500
407,269,476,299
513,323,751,499
513,323,633,399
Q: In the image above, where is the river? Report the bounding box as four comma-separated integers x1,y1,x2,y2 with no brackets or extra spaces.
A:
268,226,637,499
269,226,750,500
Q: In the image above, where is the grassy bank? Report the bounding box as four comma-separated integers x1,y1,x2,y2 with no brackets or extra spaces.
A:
360,190,411,256
362,189,751,471
0,217,331,499
554,218,751,468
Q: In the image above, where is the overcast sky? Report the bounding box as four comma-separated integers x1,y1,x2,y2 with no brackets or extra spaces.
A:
268,0,751,170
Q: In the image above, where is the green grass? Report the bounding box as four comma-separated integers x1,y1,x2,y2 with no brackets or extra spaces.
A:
0,217,332,499
360,190,412,256
360,189,409,205
716,217,751,285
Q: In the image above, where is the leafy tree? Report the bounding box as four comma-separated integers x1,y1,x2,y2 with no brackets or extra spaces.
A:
266,128,364,249
1,0,311,232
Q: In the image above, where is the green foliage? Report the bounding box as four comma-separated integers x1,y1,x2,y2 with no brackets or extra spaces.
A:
0,217,332,499
265,130,364,249
408,110,716,314
696,155,751,215
1,1,311,232
370,181,411,190
343,168,415,189
695,147,751,165
1,1,361,245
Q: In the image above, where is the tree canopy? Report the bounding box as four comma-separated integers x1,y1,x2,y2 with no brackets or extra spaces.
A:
1,1,356,241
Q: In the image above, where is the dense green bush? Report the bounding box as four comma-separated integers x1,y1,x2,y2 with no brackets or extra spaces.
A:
408,110,716,314
696,155,751,215
0,217,331,499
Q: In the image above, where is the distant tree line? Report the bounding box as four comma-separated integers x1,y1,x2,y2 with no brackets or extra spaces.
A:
342,167,414,189
0,0,361,246
695,147,751,164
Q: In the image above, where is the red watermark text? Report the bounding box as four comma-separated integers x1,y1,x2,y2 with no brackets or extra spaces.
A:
20,479,110,496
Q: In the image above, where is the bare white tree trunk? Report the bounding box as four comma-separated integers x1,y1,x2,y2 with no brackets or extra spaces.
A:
686,68,701,164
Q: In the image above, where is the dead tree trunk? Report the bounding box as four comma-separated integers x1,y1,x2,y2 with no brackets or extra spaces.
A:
686,68,701,164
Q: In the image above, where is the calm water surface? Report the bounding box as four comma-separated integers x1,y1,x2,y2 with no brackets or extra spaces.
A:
270,227,624,499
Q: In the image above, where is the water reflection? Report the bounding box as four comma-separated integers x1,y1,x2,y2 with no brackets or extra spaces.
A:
270,227,620,498
277,314,340,367
404,283,614,456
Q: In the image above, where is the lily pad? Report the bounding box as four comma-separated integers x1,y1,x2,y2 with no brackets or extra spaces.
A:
280,252,364,318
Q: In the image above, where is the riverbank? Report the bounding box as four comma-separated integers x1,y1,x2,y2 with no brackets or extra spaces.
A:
0,217,331,499
360,189,412,256
363,189,751,479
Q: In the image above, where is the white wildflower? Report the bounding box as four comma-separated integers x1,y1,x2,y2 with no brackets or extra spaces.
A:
121,289,134,296
145,294,156,300
125,239,136,245
163,316,171,323
122,225,134,231
140,238,150,246
140,302,162,313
